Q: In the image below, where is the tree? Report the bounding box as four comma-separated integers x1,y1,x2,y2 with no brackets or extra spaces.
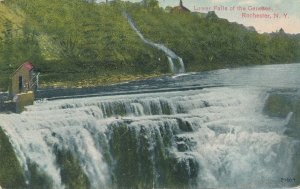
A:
165,6,172,13
1,20,14,64
143,0,159,9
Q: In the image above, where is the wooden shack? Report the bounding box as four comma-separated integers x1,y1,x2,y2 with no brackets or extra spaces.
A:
9,62,37,97
7,62,39,112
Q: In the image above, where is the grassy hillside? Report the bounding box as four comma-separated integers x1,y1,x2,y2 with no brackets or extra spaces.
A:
0,3,24,32
0,0,299,91
0,3,25,91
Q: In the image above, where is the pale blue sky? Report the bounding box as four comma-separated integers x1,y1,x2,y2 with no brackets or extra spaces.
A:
176,0,300,34
98,0,300,34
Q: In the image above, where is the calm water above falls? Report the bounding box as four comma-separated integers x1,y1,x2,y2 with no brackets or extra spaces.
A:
36,63,300,99
0,63,300,189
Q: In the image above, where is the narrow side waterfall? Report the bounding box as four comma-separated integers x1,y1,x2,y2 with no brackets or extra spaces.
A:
0,87,298,189
124,12,185,74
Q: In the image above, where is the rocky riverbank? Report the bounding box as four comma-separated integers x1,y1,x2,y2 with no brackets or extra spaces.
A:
263,89,300,185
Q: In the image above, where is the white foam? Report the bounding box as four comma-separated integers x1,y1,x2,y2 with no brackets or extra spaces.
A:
0,87,297,188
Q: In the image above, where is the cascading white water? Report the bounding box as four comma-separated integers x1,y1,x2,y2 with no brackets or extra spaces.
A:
167,57,175,73
0,87,297,188
124,12,185,74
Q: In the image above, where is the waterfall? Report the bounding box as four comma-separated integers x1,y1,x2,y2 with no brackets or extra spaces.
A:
0,87,298,189
124,12,185,74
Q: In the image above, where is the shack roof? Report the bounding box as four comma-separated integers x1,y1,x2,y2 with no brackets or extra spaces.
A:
11,62,33,77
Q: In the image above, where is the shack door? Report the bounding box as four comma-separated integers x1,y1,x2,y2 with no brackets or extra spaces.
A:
19,76,23,92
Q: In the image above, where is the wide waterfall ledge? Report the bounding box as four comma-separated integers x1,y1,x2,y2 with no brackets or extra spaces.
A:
0,86,299,189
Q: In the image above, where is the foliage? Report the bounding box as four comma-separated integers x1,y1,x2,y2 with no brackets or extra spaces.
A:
142,0,159,9
127,7,300,71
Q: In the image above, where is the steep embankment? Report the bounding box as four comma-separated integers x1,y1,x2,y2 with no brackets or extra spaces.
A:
0,0,170,91
0,0,299,91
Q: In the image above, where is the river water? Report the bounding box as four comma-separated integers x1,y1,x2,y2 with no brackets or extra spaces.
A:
0,63,300,189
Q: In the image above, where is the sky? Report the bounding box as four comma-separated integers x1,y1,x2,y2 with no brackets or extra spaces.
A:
100,0,300,34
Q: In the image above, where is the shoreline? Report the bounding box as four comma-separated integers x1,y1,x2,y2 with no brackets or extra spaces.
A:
29,63,280,90
39,72,169,90
1,62,299,93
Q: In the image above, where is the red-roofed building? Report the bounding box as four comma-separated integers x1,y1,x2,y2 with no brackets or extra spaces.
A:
9,62,37,97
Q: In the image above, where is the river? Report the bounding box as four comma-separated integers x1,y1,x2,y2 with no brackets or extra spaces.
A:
0,63,299,189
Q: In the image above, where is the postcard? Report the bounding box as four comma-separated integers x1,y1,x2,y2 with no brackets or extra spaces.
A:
0,0,299,188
